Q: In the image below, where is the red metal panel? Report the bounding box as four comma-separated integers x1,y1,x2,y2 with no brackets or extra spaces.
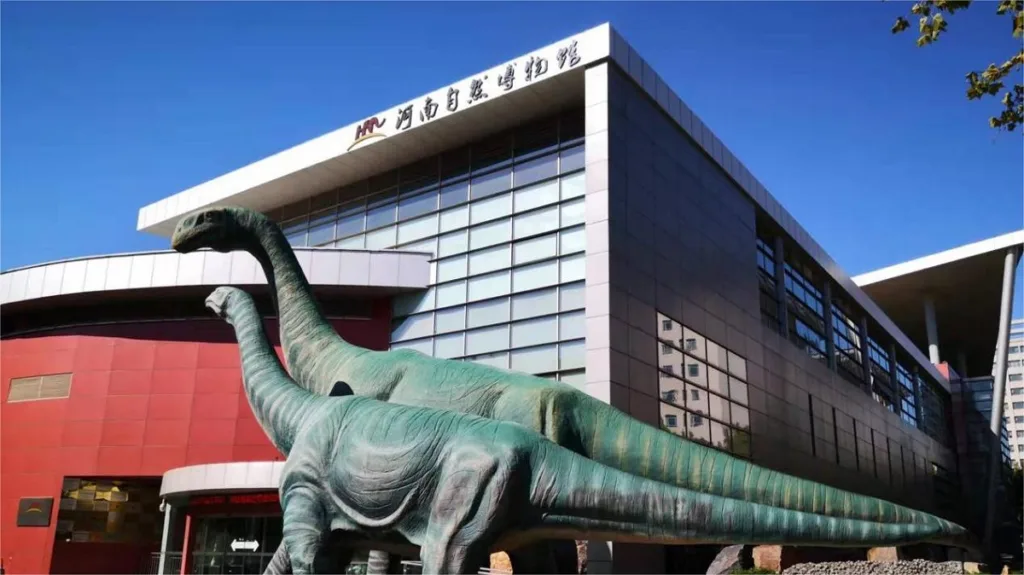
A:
0,308,391,574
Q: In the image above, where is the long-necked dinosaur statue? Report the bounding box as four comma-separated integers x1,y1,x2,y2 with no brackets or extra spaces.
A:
172,206,968,570
206,285,966,575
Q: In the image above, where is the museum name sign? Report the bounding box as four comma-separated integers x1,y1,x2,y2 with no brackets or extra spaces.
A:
348,36,587,152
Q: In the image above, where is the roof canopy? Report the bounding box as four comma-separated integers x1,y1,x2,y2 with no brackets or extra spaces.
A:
853,230,1024,378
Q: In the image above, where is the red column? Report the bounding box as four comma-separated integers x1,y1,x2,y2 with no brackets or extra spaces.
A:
179,513,193,575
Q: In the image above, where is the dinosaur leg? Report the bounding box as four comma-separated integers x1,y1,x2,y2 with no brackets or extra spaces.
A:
281,485,333,574
420,447,511,574
264,542,292,575
366,550,402,574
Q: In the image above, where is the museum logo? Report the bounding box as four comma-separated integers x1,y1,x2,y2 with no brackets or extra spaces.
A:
348,116,387,151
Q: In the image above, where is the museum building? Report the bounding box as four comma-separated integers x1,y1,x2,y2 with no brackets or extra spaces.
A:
2,22,1021,575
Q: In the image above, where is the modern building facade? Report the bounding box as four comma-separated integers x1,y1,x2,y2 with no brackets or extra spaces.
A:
1004,319,1024,469
3,22,1020,574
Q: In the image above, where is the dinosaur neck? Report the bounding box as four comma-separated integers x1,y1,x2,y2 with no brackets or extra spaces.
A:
225,295,317,455
243,216,365,395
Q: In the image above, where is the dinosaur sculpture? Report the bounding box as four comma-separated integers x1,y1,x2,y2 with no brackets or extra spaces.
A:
171,207,968,566
206,285,967,575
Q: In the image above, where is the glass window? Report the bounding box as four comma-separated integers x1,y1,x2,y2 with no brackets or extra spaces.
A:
687,384,709,415
467,297,510,328
365,226,396,249
438,230,469,257
660,376,686,408
661,402,686,436
472,134,513,173
709,392,730,422
514,205,560,239
559,310,585,340
682,327,706,360
439,204,469,232
559,282,585,312
561,174,587,208
706,366,729,397
470,219,512,250
513,180,560,213
512,287,558,320
465,324,509,355
560,226,586,254
513,260,559,293
685,358,708,387
434,307,466,334
514,154,558,188
512,316,558,348
706,340,728,370
471,192,512,225
688,412,711,444
710,421,732,451
511,344,559,374
392,313,434,342
559,340,585,370
336,205,365,238
560,371,586,388
392,338,432,355
469,351,508,370
398,190,438,220
307,209,336,246
732,429,752,458
560,146,585,175
471,167,512,199
397,214,438,244
1010,374,1024,382
441,147,470,184
727,351,747,381
283,217,307,247
513,233,558,266
393,288,434,317
560,198,585,227
400,237,436,255
436,281,467,308
468,270,511,302
434,333,465,359
469,244,511,276
731,404,750,430
366,197,397,230
729,378,749,406
437,255,468,283
560,254,586,283
440,181,469,209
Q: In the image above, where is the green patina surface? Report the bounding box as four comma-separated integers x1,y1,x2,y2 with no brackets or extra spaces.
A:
207,286,966,575
172,207,969,569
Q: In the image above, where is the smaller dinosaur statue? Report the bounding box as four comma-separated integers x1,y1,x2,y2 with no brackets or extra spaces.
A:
206,285,968,575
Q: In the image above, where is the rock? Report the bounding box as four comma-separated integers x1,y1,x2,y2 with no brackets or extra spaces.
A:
781,558,966,575
706,544,745,575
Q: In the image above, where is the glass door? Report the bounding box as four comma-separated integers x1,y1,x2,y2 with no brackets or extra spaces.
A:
190,515,282,574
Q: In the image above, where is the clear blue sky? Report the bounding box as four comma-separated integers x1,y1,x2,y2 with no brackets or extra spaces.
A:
2,2,1021,313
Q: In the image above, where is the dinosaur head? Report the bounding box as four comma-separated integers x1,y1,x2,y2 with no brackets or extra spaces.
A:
205,286,246,324
171,207,251,253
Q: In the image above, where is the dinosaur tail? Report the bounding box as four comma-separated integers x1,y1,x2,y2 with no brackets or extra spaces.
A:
235,209,368,396
206,286,318,455
527,442,968,548
574,397,946,527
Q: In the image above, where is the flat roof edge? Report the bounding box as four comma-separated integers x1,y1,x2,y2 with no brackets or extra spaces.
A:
853,230,1024,287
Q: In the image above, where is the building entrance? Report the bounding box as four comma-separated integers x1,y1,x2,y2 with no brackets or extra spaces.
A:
189,515,281,574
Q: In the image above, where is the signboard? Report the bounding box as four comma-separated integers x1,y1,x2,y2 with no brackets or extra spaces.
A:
347,33,592,152
17,497,53,527
189,492,279,507
231,539,260,552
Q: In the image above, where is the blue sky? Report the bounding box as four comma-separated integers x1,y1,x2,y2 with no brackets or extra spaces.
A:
2,2,1021,311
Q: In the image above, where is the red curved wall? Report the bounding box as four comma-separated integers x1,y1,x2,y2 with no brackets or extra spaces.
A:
0,301,390,574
